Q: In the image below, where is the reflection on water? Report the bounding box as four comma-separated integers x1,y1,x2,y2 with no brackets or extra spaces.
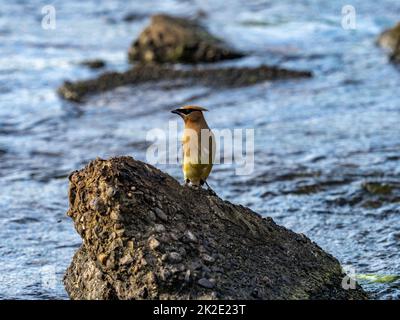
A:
0,0,400,299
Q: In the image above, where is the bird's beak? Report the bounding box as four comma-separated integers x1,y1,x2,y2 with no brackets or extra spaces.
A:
171,109,181,115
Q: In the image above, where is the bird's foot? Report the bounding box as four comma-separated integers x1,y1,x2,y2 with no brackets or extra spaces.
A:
201,180,217,196
183,179,200,190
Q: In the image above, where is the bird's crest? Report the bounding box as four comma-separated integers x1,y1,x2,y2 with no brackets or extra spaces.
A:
179,105,208,112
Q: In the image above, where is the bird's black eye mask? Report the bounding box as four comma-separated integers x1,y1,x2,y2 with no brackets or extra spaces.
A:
179,109,195,115
171,108,201,116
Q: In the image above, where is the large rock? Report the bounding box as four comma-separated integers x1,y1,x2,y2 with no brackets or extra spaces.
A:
128,14,244,63
377,22,400,62
64,157,368,299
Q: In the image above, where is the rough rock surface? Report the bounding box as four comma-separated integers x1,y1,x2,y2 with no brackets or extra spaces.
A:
377,22,400,62
128,14,243,64
58,64,312,102
64,156,368,300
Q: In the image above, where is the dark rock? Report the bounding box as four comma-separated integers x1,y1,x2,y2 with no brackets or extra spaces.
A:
64,156,368,299
80,59,106,69
122,13,147,23
154,207,168,222
128,14,243,64
167,252,183,264
183,230,197,243
362,182,393,195
57,64,312,102
377,22,400,62
198,278,215,289
327,181,400,209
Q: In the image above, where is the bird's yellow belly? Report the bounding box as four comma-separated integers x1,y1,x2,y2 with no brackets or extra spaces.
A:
183,162,212,185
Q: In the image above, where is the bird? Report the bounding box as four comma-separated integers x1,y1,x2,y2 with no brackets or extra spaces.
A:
171,105,215,191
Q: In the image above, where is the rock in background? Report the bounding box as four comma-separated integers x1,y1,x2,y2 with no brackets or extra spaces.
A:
57,64,311,102
377,22,400,62
128,14,244,64
57,14,312,102
64,157,368,300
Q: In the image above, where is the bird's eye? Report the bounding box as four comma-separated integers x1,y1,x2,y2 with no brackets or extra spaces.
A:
181,109,193,115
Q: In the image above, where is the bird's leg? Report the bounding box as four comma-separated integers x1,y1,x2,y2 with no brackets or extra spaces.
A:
201,180,217,196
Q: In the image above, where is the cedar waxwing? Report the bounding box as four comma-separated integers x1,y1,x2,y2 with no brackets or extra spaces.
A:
171,105,215,189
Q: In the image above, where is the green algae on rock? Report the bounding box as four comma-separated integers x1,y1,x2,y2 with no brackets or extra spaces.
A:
362,182,393,195
63,156,368,300
128,14,244,64
357,274,400,284
327,181,400,209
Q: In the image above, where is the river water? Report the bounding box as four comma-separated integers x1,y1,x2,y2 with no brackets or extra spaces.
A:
0,0,399,299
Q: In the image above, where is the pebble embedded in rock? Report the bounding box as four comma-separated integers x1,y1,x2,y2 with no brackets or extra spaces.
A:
159,268,171,281
184,230,197,242
110,210,119,220
176,263,185,272
106,186,116,198
211,266,223,273
170,232,178,241
201,254,215,264
127,240,134,251
154,224,166,233
140,258,148,267
168,252,182,263
198,278,215,289
202,265,211,274
184,269,191,282
154,208,168,222
90,198,107,214
148,237,161,250
190,260,202,270
97,253,107,265
120,254,133,265
148,210,156,221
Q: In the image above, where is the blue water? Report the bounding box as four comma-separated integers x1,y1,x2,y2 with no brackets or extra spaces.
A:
0,0,399,299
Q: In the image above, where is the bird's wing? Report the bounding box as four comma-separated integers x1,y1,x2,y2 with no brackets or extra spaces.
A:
201,131,215,165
